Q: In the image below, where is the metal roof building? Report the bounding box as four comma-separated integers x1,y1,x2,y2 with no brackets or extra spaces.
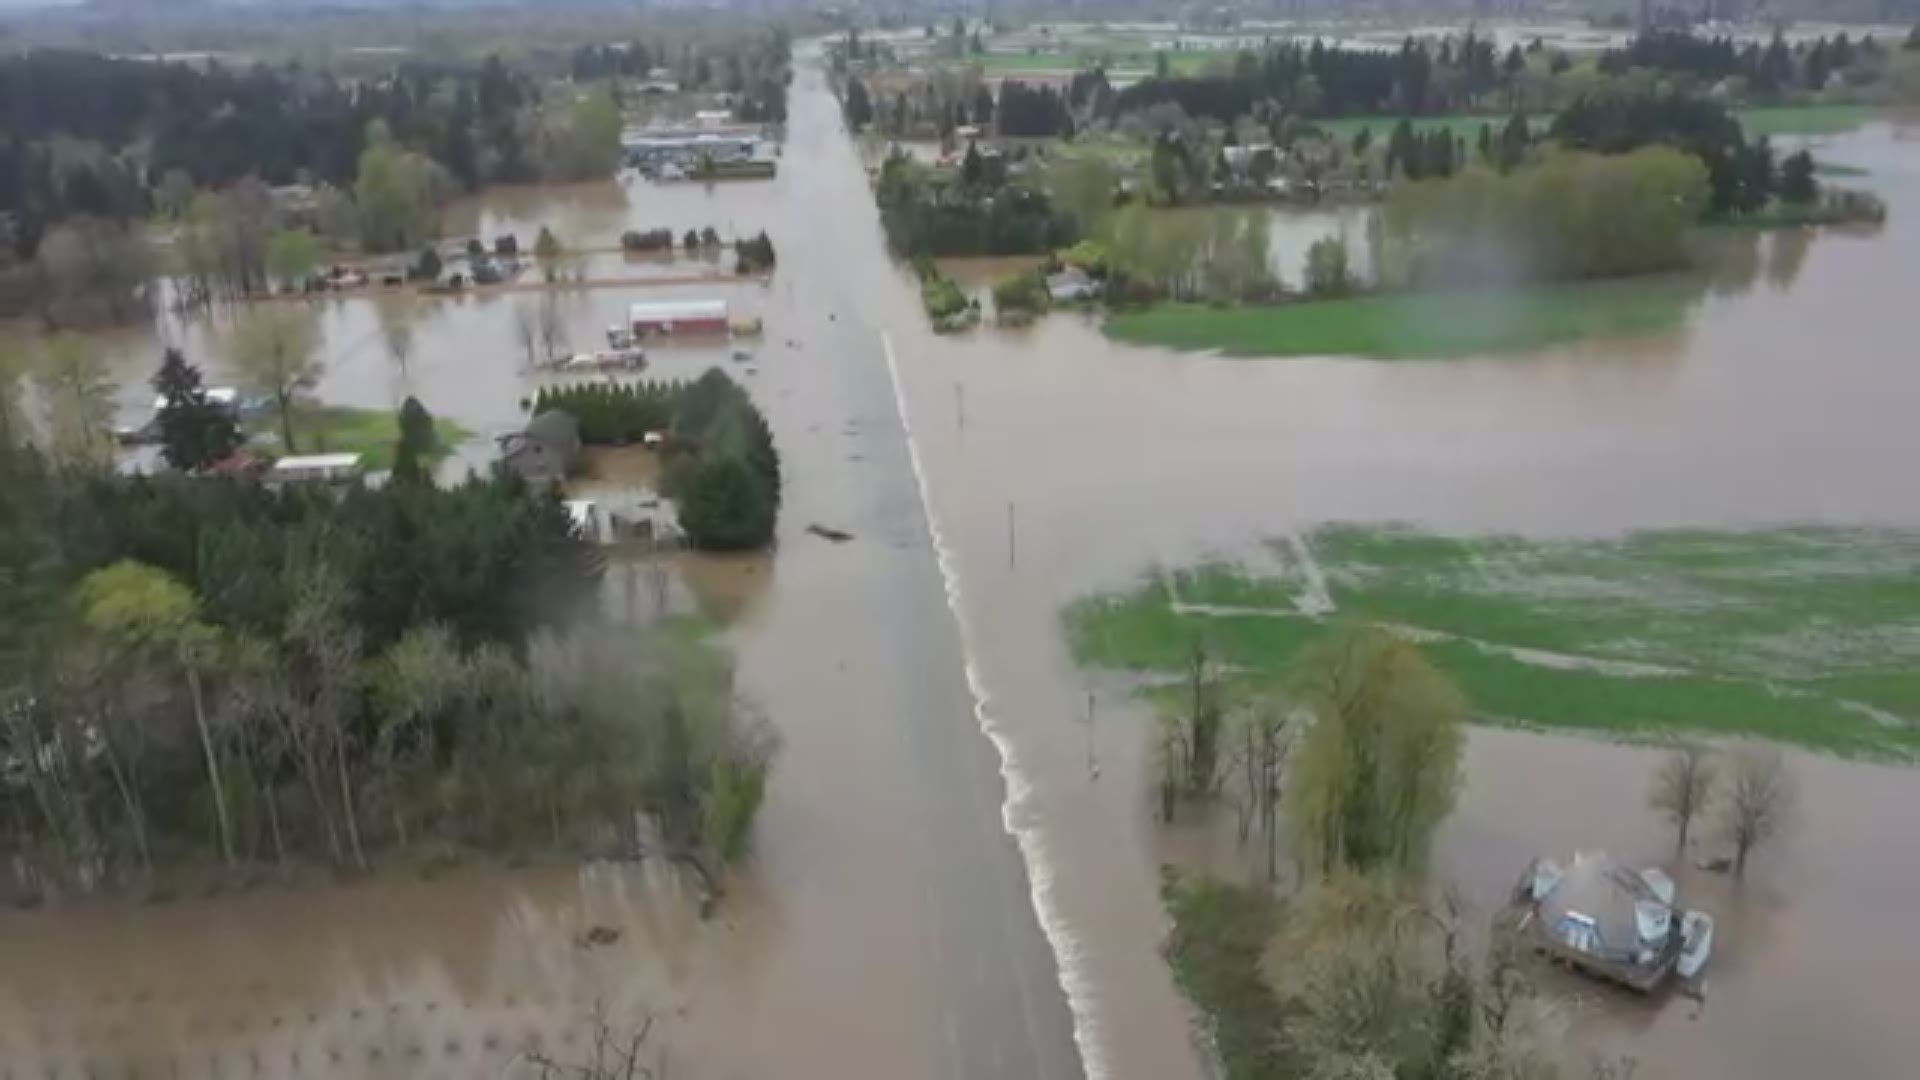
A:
629,299,730,336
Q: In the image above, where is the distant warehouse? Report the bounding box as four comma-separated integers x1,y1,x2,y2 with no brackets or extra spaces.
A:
630,299,730,337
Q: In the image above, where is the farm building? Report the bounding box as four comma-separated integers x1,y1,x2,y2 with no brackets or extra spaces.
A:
630,299,730,337
498,410,581,484
267,453,362,485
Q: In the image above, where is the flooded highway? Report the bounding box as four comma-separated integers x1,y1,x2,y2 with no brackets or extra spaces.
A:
8,45,1920,1080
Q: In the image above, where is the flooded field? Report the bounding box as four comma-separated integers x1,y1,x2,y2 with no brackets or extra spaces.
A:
885,115,1920,1078
7,48,1920,1080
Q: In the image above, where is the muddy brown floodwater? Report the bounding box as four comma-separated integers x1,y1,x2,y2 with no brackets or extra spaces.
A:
885,117,1920,1079
8,49,1920,1080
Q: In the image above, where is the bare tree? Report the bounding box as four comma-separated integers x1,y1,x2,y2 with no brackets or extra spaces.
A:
513,299,541,369
1716,742,1795,878
227,306,321,453
522,1003,665,1079
1231,695,1291,883
34,334,117,469
1648,741,1715,857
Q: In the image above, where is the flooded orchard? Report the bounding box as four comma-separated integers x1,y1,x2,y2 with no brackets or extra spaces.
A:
6,50,1920,1080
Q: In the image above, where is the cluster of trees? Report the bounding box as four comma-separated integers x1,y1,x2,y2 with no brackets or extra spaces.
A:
1,418,791,898
0,50,543,240
843,71,996,140
912,256,978,332
1552,92,1796,217
1115,32,1541,125
532,370,781,551
990,267,1049,320
1648,740,1796,878
1379,146,1710,287
568,26,791,124
1100,203,1281,304
1598,28,1900,98
734,230,778,275
875,152,1077,257
997,81,1075,138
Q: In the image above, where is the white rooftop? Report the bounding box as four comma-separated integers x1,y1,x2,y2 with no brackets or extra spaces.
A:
630,299,729,322
271,453,362,471
152,386,237,411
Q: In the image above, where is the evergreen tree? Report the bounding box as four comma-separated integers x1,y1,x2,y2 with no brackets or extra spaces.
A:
962,141,984,186
392,396,437,486
1780,150,1818,204
151,348,240,472
843,78,874,129
678,455,775,551
1497,112,1531,173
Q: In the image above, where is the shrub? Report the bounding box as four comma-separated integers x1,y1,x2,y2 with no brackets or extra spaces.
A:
991,268,1049,314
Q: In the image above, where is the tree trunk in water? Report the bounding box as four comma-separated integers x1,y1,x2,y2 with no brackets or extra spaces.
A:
278,390,298,454
297,744,341,864
96,728,151,880
187,668,236,868
334,728,365,871
264,783,288,871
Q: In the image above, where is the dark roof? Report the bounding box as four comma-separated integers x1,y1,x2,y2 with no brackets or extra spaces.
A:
1539,852,1666,959
523,409,578,446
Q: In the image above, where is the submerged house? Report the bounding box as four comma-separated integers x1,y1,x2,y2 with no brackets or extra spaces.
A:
498,410,580,484
1518,851,1712,992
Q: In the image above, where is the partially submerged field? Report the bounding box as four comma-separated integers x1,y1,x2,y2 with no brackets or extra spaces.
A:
1103,277,1699,360
1066,526,1920,759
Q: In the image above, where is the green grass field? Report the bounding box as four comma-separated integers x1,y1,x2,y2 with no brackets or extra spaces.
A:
1103,278,1700,360
1735,103,1877,137
1065,527,1920,759
258,405,473,472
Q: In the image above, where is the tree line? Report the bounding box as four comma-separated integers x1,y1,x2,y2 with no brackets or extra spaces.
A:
1378,145,1710,287
570,28,792,123
532,369,782,551
1599,28,1896,97
874,151,1077,258
1114,31,1538,125
1,334,779,903
1551,92,1809,217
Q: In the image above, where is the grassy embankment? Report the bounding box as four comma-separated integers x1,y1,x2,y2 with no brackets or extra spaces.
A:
1104,276,1700,360
1066,526,1920,760
256,406,473,471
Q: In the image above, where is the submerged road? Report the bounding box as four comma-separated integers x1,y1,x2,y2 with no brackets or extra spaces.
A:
741,56,1085,1079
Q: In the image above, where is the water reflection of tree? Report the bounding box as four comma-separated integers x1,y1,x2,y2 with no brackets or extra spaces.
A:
1765,229,1814,292
375,294,418,399
1697,228,1765,298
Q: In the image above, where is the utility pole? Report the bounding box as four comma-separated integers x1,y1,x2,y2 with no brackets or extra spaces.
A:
955,381,966,433
1007,500,1017,570
1085,691,1100,779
